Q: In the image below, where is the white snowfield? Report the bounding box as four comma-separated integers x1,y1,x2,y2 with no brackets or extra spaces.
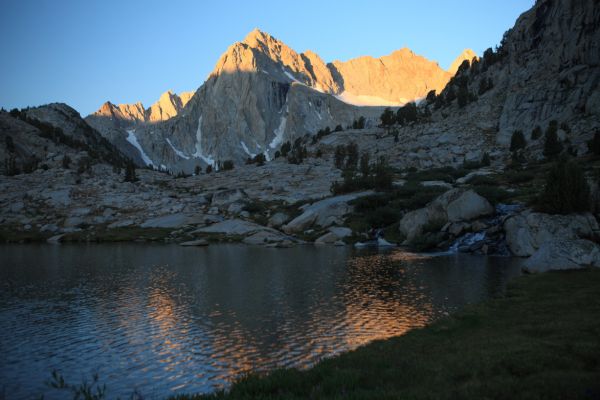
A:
334,91,407,107
166,138,190,160
126,129,154,167
192,115,215,166
240,140,256,157
269,110,288,149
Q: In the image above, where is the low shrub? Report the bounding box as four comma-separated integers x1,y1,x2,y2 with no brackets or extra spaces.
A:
588,132,600,156
537,159,590,214
404,167,467,184
243,200,267,214
543,121,563,159
331,157,393,195
510,130,526,152
474,186,513,205
364,207,401,228
466,175,497,186
531,126,542,140
505,170,535,184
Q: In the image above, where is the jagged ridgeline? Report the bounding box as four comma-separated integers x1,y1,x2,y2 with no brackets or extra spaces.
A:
4,0,598,176
85,30,475,173
1,104,132,175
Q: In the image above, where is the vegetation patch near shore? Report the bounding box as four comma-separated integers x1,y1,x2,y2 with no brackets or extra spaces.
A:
175,270,600,400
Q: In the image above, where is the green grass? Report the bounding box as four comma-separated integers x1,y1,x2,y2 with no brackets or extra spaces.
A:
58,226,174,242
473,185,515,205
174,270,600,400
404,166,468,184
0,226,51,243
465,174,498,186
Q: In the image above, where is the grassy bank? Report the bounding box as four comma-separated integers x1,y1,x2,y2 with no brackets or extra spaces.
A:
174,269,600,400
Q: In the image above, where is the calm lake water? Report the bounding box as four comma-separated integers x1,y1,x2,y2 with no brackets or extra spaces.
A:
0,244,522,399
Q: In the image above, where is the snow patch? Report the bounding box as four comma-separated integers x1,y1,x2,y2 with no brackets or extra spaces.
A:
283,68,300,83
192,115,215,166
126,129,154,167
269,111,288,149
335,91,406,107
166,138,190,160
240,141,256,157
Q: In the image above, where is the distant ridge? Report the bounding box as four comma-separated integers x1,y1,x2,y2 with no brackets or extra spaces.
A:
86,29,474,170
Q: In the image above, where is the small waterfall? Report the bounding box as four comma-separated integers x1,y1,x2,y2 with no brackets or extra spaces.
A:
496,203,522,216
449,231,486,253
447,203,522,255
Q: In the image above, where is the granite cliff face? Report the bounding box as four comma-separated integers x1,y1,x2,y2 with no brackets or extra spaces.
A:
87,29,472,171
330,48,473,105
379,0,600,169
131,30,382,171
85,90,194,166
493,0,600,146
84,0,600,173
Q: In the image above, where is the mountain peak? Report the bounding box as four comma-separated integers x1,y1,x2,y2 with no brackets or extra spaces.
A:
159,90,175,100
244,28,266,40
448,49,478,74
393,47,416,56
98,101,116,115
243,28,278,48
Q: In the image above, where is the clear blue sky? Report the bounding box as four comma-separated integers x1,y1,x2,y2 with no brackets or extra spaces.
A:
0,0,534,116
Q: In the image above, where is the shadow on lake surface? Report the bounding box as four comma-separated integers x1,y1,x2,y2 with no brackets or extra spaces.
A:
0,243,522,399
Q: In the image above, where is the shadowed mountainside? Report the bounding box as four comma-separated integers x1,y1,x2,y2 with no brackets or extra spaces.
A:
85,30,474,171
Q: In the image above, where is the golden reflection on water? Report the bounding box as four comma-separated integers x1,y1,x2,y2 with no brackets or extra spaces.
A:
139,251,439,386
0,244,523,399
388,251,434,262
167,249,441,384
339,251,435,348
147,269,187,366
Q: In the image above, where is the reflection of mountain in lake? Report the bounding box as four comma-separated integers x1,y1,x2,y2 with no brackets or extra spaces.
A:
0,244,521,399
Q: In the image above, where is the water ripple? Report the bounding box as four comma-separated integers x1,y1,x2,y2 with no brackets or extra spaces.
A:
0,244,522,399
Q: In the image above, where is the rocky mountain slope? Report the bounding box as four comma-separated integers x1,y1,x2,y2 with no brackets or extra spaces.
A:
85,90,194,165
330,47,465,105
428,0,600,152
1,104,130,175
495,0,600,145
354,0,600,171
87,29,473,171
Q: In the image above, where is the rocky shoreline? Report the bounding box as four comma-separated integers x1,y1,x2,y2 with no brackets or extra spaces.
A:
3,150,600,275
